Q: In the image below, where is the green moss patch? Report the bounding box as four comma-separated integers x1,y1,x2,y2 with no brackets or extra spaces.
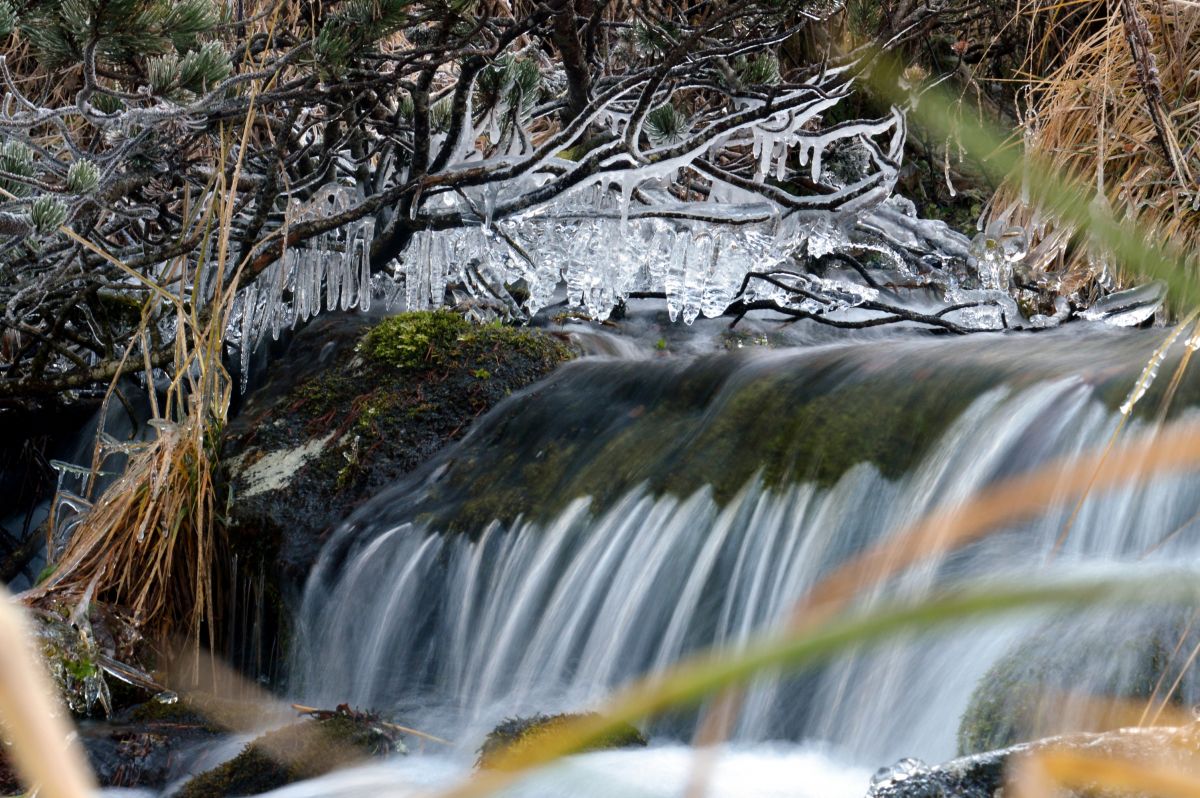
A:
222,310,576,580
476,712,647,769
358,309,470,369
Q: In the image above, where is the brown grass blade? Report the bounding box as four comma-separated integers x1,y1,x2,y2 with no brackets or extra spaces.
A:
0,585,95,798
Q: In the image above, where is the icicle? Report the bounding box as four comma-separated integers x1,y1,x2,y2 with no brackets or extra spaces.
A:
618,174,635,226
239,285,257,393
358,220,374,311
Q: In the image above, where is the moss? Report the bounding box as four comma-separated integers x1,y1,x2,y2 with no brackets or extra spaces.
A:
476,713,647,769
176,713,401,798
357,309,470,369
425,353,999,531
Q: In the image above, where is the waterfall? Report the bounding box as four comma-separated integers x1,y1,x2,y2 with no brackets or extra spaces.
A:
293,327,1200,766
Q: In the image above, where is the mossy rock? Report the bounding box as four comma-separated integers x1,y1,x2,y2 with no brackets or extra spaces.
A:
30,608,111,717
357,309,471,369
176,712,402,798
220,311,576,677
957,611,1200,756
476,712,647,769
399,349,1003,533
224,310,576,577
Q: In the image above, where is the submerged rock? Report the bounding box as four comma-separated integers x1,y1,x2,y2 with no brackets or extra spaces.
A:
176,707,404,798
476,712,648,769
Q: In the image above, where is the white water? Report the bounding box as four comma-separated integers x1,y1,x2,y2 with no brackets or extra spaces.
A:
291,329,1200,794
258,745,869,798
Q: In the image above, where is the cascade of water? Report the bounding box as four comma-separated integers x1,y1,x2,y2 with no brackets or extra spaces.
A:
293,329,1200,767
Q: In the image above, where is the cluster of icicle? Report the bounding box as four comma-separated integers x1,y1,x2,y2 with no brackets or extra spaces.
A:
403,195,886,324
228,184,375,388
400,94,918,324
226,68,1169,377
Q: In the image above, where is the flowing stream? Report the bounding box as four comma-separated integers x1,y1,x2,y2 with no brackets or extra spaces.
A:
286,325,1200,796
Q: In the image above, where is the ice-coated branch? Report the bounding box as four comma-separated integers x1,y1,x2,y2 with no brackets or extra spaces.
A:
0,0,1008,407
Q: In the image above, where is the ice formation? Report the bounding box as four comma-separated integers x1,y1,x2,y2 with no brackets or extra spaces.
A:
230,184,374,388
1079,280,1166,327
868,757,927,792
391,96,926,325
225,68,1170,379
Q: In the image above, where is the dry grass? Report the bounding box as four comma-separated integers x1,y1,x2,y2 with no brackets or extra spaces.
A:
20,130,258,649
987,0,1200,301
14,0,291,654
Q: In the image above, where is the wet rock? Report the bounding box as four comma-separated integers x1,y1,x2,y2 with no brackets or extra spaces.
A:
78,711,219,789
867,750,1003,797
219,311,574,676
869,726,1200,797
22,598,165,719
476,712,648,769
223,311,575,582
0,749,19,797
957,610,1200,755
175,707,404,798
0,699,222,793
30,607,112,716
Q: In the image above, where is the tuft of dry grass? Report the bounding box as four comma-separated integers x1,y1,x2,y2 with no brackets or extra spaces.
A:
19,127,257,649
987,0,1200,303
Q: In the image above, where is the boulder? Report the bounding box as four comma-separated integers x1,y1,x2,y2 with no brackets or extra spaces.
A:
958,610,1200,756
219,310,575,676
223,311,575,581
175,706,404,798
870,725,1200,797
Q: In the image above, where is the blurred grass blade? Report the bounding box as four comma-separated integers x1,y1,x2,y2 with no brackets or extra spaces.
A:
1012,747,1200,798
0,585,95,798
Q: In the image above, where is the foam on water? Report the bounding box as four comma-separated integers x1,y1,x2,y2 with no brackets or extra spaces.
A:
255,744,870,798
